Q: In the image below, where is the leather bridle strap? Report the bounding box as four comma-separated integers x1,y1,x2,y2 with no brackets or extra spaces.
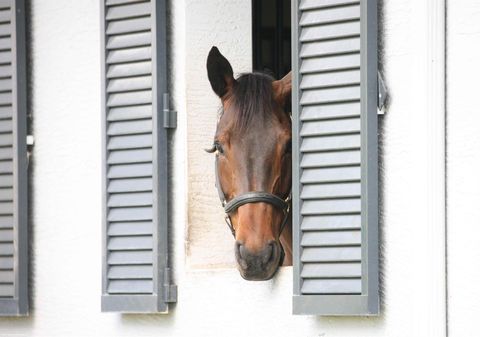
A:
224,192,288,213
214,153,291,237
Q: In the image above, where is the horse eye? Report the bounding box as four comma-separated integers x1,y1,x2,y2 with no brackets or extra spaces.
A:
215,142,225,154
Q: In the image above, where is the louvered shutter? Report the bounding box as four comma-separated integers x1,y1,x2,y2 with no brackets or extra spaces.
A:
292,0,378,315
101,0,176,313
0,0,28,316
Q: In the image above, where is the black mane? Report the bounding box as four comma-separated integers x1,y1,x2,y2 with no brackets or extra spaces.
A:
230,72,275,131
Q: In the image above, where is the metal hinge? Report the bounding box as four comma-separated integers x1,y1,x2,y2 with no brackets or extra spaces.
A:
26,135,34,167
163,93,177,129
377,71,388,114
162,267,177,303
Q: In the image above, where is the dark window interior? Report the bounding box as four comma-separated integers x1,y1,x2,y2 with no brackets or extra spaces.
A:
252,0,291,80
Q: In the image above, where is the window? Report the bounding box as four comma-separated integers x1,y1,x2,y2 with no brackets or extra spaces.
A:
252,0,291,80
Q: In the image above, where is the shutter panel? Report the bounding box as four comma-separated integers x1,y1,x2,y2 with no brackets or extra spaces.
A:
101,0,176,313
0,0,28,316
292,0,378,315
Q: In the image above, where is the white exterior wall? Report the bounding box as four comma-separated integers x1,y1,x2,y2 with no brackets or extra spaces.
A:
0,0,451,336
446,0,480,336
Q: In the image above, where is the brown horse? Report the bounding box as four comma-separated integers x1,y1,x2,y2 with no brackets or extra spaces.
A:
206,47,292,280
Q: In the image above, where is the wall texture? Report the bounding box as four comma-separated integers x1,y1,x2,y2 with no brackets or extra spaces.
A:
446,0,480,336
0,0,450,336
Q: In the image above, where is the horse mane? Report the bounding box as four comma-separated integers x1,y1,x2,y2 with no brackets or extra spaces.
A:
230,72,275,131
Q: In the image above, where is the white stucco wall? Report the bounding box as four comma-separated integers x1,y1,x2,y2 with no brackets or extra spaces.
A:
0,0,451,336
446,0,480,336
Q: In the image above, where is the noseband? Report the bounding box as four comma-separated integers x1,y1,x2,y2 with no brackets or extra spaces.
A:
214,155,291,238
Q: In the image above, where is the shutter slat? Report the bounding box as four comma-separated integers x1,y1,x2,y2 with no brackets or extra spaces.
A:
301,102,360,121
300,118,360,137
300,21,359,42
0,174,12,187
300,54,359,74
301,166,360,183
108,105,152,121
0,10,9,24
0,77,11,91
302,214,361,231
301,70,360,90
108,265,153,279
0,145,12,159
300,37,360,58
0,64,11,77
0,242,12,255
0,283,14,297
106,16,150,35
299,0,359,10
0,36,11,50
301,262,361,278
106,2,150,20
107,90,152,107
108,221,152,236
0,228,13,242
107,280,153,294
108,235,152,250
108,206,152,221
301,134,360,152
0,160,13,173
301,199,361,215
108,134,152,150
0,215,12,228
0,23,10,37
301,230,361,247
108,251,153,265
0,107,11,120
107,32,151,50
107,75,152,93
300,86,360,105
108,177,153,193
0,188,12,201
107,61,151,78
108,148,152,164
108,192,152,207
0,256,12,269
301,247,361,262
107,163,152,179
300,4,360,27
107,119,152,136
301,279,361,294
301,182,360,199
107,46,151,64
300,150,361,168
0,270,13,282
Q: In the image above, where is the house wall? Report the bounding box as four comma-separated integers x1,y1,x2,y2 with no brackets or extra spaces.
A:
446,0,480,336
0,0,449,336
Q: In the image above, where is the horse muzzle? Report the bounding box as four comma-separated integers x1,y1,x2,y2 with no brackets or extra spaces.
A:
234,240,283,281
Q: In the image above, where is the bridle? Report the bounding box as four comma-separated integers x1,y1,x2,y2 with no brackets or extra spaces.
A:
213,154,291,238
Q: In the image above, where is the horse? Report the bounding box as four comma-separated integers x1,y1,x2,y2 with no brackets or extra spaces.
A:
206,46,292,281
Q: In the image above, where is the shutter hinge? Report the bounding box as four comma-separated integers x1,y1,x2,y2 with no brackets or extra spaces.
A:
26,135,34,167
162,267,177,303
377,71,388,114
163,93,177,129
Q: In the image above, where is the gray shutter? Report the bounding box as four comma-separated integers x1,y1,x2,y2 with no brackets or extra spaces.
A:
101,0,176,313
0,0,28,316
292,0,378,315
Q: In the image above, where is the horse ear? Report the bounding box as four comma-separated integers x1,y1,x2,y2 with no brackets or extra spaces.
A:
207,47,235,98
272,71,292,104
